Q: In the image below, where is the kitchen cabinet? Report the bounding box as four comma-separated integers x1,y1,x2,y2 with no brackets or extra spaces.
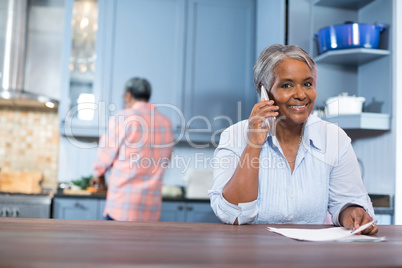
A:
53,195,219,222
288,0,396,204
105,0,186,134
309,0,397,196
59,0,109,137
53,197,106,220
161,201,221,223
161,201,187,222
106,0,255,142
309,0,392,130
59,0,256,141
376,213,392,225
182,0,256,142
371,194,394,224
98,199,106,218
185,202,222,223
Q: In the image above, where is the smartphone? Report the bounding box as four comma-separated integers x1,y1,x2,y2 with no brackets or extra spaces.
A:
260,85,276,136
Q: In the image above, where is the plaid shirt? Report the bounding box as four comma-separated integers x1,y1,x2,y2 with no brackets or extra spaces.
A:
94,101,174,221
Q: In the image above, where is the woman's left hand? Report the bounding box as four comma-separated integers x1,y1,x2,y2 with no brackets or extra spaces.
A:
339,206,378,235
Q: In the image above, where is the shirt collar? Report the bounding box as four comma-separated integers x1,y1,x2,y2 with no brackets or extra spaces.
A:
267,114,326,152
301,114,326,152
131,101,152,110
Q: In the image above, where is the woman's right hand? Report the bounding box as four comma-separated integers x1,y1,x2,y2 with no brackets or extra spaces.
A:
247,99,279,147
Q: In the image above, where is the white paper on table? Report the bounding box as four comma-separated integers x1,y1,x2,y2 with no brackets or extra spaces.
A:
266,226,386,242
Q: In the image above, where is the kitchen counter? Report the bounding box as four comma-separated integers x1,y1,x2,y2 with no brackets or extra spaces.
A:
54,192,211,203
0,218,401,267
54,192,107,199
52,193,394,211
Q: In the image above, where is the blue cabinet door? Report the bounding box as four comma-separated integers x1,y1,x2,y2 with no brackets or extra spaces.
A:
71,0,256,141
106,0,186,130
59,0,108,137
97,199,106,220
53,198,98,220
161,202,186,222
161,201,221,223
184,0,256,135
185,202,221,223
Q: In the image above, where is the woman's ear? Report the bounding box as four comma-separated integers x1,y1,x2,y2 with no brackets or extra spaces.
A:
268,90,275,103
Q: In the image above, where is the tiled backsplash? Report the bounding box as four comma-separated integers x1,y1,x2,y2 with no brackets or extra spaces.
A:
0,106,59,189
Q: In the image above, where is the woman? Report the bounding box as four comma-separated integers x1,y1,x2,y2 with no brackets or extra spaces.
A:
209,44,378,235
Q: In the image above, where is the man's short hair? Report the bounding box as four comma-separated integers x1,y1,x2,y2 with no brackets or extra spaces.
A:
125,77,151,101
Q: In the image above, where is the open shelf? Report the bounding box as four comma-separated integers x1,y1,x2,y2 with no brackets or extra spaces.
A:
323,112,390,130
314,48,390,66
314,0,374,9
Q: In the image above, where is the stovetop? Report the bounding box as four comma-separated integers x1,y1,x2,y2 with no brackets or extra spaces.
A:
0,192,52,205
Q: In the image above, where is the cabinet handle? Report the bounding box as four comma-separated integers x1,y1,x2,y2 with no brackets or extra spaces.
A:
178,205,184,211
187,206,193,211
1,208,10,217
12,208,19,217
74,202,84,209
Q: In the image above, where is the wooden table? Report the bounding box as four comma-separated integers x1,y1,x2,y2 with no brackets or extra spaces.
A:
0,218,401,268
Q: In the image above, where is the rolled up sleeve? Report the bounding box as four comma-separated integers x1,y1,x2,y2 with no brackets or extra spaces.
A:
208,144,259,225
93,114,126,177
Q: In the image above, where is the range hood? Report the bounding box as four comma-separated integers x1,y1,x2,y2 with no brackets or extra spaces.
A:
0,0,58,109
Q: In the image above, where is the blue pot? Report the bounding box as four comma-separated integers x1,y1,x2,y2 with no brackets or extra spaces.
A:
315,23,386,54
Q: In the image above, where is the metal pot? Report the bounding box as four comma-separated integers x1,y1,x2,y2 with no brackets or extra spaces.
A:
315,22,386,54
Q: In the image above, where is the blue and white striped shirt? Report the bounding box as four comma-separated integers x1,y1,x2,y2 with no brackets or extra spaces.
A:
209,114,374,225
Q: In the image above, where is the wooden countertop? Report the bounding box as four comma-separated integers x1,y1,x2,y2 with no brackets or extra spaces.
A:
1,218,401,268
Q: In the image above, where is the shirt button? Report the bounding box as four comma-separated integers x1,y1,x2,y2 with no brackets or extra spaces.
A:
290,195,294,199
290,216,294,220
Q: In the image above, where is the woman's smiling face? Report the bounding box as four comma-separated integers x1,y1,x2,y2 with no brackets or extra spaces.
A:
269,58,317,125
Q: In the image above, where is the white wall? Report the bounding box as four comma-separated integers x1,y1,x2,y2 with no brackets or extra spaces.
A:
57,136,98,182
393,0,402,225
163,143,215,186
57,136,216,187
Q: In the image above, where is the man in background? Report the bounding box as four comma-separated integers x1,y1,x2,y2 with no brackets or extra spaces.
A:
90,77,174,221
